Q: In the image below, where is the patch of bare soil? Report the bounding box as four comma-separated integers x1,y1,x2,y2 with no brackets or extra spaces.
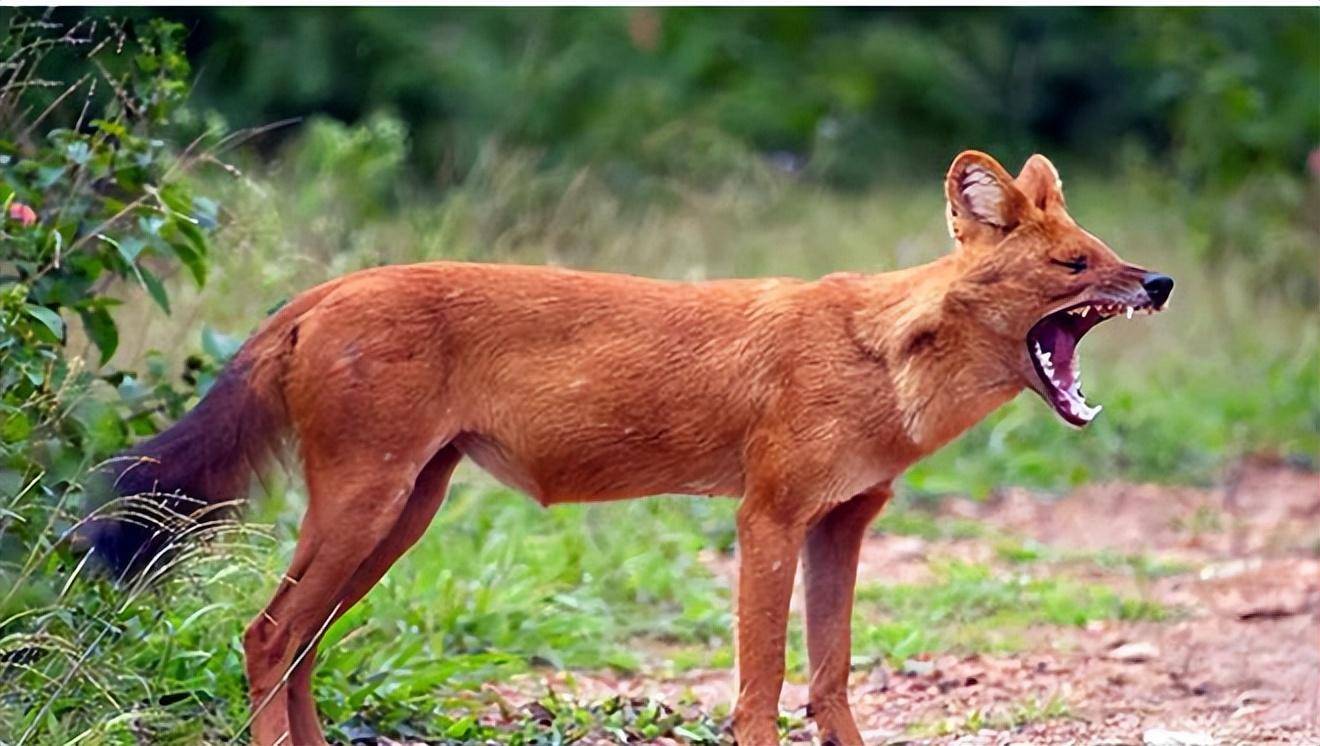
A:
481,462,1320,744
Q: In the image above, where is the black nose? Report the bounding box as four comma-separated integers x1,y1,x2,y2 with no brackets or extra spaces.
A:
1142,272,1174,308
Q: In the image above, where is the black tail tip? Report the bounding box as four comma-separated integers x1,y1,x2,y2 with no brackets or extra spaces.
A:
74,517,170,583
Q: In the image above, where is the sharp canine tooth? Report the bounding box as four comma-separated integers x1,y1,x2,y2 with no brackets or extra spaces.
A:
1126,307,1134,319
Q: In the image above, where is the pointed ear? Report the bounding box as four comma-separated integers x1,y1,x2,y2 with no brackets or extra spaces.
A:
1015,153,1066,210
945,150,1032,237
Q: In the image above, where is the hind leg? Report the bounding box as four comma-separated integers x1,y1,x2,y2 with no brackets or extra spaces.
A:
285,446,462,744
243,530,320,745
243,448,435,746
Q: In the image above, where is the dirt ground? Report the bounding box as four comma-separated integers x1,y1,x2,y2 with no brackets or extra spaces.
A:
479,460,1320,745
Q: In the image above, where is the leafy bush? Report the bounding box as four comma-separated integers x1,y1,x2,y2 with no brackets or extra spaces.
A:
0,15,226,495
286,112,409,224
0,15,233,742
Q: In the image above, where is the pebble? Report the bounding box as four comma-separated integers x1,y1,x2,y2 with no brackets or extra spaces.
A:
1107,641,1160,662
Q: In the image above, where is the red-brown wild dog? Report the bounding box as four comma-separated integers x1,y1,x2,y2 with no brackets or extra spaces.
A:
82,150,1172,745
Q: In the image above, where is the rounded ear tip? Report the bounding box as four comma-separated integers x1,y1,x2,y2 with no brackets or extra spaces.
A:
950,149,994,168
1023,153,1058,170
1017,153,1065,201
948,150,1007,181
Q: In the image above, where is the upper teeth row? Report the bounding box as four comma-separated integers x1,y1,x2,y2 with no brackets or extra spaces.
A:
1067,303,1154,319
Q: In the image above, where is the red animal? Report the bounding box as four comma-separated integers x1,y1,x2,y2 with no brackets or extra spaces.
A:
84,150,1172,745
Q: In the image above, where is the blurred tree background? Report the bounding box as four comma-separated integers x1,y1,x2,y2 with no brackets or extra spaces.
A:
76,6,1319,302
123,7,1317,188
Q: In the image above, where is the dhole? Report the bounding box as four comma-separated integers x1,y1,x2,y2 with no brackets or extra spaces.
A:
82,150,1172,745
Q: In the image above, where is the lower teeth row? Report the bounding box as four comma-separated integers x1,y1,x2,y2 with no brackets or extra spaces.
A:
1034,342,1100,421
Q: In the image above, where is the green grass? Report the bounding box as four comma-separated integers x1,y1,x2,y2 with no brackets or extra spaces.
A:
993,537,1193,581
2,480,1176,744
909,694,1074,738
340,689,731,746
0,480,738,743
873,499,987,541
851,561,1168,666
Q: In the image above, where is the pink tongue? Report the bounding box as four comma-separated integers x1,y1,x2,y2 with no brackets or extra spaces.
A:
1036,321,1078,389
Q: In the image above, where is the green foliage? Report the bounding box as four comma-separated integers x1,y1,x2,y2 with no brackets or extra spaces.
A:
406,691,729,745
874,501,986,541
21,8,1319,301
0,16,222,480
0,476,737,743
286,113,409,227
910,694,1073,738
0,17,233,744
60,8,1315,192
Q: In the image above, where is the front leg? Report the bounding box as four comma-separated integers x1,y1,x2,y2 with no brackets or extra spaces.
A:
732,498,809,745
803,486,892,746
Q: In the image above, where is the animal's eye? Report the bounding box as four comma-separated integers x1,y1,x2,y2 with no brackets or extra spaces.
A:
1050,256,1088,274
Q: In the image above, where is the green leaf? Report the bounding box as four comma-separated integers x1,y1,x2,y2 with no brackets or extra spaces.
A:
201,325,242,362
170,236,207,286
138,267,171,313
23,304,65,342
21,363,45,387
36,165,66,189
138,214,166,236
90,118,128,138
0,411,32,443
115,236,147,265
176,219,208,259
135,52,159,73
78,306,119,365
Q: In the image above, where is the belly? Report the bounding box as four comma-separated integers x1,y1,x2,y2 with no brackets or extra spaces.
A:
453,431,745,505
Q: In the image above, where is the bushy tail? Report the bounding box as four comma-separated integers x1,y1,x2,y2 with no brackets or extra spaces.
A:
82,282,338,581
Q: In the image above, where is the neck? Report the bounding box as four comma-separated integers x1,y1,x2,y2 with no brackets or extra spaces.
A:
848,253,1023,452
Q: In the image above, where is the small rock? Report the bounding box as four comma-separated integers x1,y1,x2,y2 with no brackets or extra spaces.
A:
1108,641,1160,662
901,657,935,676
1198,557,1261,581
1143,728,1215,746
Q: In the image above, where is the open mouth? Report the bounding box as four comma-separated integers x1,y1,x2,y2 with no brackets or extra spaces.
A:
1026,300,1161,427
